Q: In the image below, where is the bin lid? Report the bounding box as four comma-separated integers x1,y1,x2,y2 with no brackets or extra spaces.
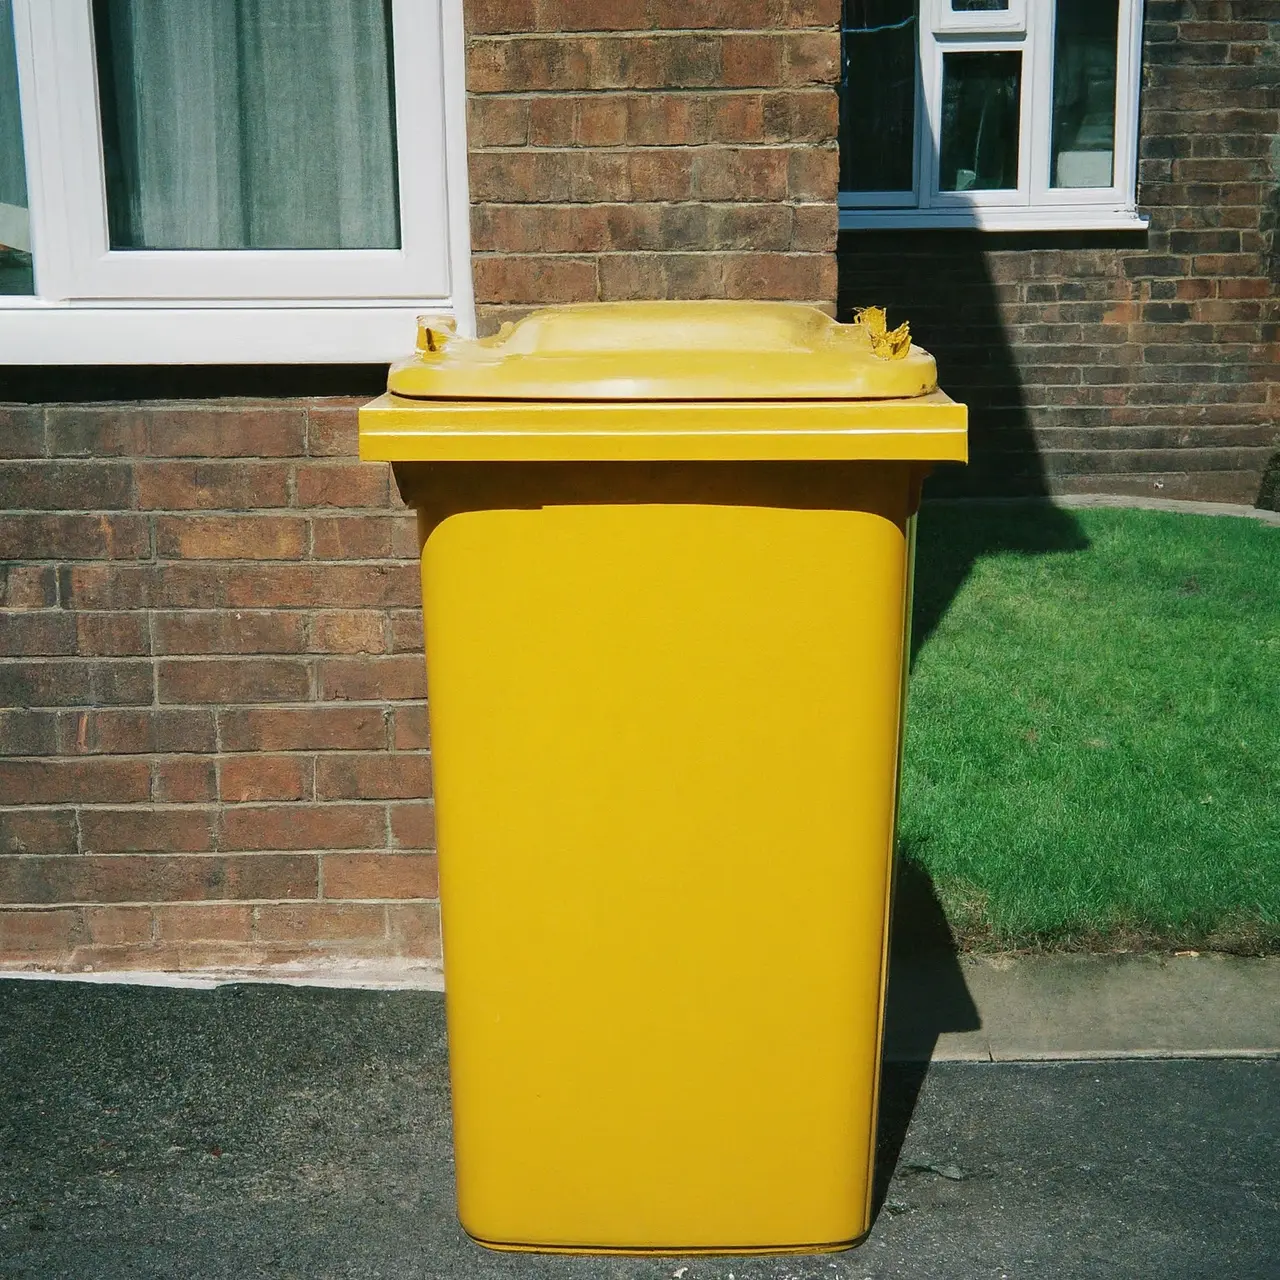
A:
386,301,938,402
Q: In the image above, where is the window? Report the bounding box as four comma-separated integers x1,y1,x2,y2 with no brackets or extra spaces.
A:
840,0,1146,230
1,0,472,364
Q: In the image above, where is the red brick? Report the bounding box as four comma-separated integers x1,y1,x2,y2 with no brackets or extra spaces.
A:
85,905,152,946
0,907,83,953
473,255,598,306
0,809,78,856
0,565,58,609
93,660,154,706
220,755,312,803
784,31,841,84
56,708,217,755
0,709,58,755
134,461,291,510
1,658,100,707
0,759,151,806
154,903,253,943
157,658,311,705
79,807,217,854
152,758,218,803
469,151,575,204
218,804,383,852
722,34,784,87
724,251,835,300
465,0,539,35
218,706,386,752
1219,277,1270,298
304,402,364,458
315,753,432,802
626,94,711,146
0,854,317,904
46,407,147,457
293,463,390,509
467,96,531,148
0,612,76,656
323,852,439,900
152,610,307,656
783,89,839,142
156,515,307,560
146,408,306,458
386,902,442,958
76,613,151,656
788,144,839,199
221,563,421,609
389,802,436,850
2,514,150,560
317,655,427,702
0,406,46,458
693,147,789,200
791,203,838,253
253,902,386,943
620,149,696,201
0,459,132,509
391,706,430,750
388,611,424,654
596,254,668,300
309,611,387,654
309,515,399,559
58,563,156,610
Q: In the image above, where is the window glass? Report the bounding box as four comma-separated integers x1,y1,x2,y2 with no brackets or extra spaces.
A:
841,0,918,192
952,1,1009,10
93,0,401,250
939,51,1021,192
1051,0,1120,188
0,0,33,295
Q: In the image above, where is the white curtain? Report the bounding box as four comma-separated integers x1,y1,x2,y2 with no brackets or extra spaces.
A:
0,0,30,253
96,0,399,250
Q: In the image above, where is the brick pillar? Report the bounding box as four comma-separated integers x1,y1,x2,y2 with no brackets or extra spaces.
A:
465,1,842,333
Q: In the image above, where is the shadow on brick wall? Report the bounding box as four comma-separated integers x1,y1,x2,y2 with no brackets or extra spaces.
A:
838,230,1093,659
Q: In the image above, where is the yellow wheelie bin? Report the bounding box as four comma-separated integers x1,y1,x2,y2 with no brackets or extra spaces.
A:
359,301,967,1255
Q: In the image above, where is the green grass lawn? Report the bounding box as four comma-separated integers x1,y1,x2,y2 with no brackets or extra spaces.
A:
901,501,1280,954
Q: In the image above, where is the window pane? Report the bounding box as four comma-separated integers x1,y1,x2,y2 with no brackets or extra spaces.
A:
93,0,400,250
840,1,918,192
939,51,1021,192
952,1,1009,10
0,0,33,295
1051,0,1119,188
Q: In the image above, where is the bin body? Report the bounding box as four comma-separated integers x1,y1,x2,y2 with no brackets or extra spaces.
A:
359,303,967,1254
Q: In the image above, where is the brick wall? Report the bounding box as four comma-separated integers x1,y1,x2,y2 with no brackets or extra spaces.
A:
0,398,438,973
839,4,1280,503
466,0,842,333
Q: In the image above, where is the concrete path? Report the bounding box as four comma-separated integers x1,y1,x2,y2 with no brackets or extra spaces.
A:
7,950,1277,1061
930,492,1280,525
0,981,1275,1280
885,952,1280,1062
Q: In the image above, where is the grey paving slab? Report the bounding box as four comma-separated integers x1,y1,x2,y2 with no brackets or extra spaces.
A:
884,952,1280,1063
0,981,1276,1280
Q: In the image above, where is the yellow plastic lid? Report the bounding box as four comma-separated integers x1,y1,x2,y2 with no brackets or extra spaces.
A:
386,301,938,402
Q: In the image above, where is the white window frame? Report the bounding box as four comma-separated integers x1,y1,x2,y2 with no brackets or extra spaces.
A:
840,0,1148,232
2,0,474,363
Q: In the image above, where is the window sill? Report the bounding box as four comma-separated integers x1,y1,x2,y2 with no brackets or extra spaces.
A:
839,206,1149,233
0,301,466,365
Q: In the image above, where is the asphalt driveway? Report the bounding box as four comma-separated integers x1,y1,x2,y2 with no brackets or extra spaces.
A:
0,981,1275,1279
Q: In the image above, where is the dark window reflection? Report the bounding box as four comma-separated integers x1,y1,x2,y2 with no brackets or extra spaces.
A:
840,0,918,192
939,51,1021,192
